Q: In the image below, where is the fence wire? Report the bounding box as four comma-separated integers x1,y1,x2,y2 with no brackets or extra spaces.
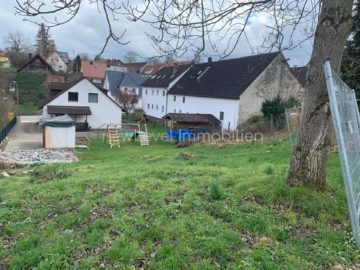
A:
324,61,360,249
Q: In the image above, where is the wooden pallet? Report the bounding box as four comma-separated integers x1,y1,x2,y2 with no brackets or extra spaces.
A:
106,124,120,148
138,131,149,146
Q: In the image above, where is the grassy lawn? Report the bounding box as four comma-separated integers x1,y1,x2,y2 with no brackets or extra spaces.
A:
17,104,38,115
0,133,359,269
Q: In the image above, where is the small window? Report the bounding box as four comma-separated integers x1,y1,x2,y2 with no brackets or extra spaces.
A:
220,111,224,120
147,104,150,109
173,96,176,102
179,110,182,113
156,105,158,110
163,91,166,96
174,109,176,113
152,90,154,95
68,92,78,102
152,104,154,109
146,89,148,95
157,90,159,95
88,93,98,103
162,106,164,112
182,97,185,103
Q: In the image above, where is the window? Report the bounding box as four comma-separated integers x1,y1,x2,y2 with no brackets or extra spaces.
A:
174,109,176,113
157,90,159,95
147,104,150,109
68,92,78,102
156,105,158,110
152,104,154,109
146,89,148,95
152,90,154,95
173,96,176,102
88,93,98,103
182,97,186,103
162,106,164,112
163,91,166,96
220,111,224,120
179,110,182,113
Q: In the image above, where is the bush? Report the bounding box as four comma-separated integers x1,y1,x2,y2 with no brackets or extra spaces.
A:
16,71,48,105
210,182,226,200
132,109,145,122
261,96,299,120
30,166,72,183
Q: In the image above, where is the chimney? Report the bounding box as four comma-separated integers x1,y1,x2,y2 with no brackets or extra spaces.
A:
208,57,212,65
28,53,33,59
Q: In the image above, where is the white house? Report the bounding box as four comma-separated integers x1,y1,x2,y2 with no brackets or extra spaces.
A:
167,52,304,130
141,64,190,119
40,78,123,130
46,51,69,73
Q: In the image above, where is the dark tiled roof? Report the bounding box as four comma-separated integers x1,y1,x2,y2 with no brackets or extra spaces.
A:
141,61,192,76
57,51,70,64
18,54,54,72
141,64,191,88
105,70,146,97
47,105,92,115
290,66,307,87
168,52,280,100
163,113,221,126
48,82,72,91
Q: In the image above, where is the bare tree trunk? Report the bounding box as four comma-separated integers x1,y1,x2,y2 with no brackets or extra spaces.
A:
287,0,354,190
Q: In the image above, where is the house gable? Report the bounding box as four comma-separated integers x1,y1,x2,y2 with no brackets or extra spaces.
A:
46,52,68,73
43,79,123,128
238,54,304,124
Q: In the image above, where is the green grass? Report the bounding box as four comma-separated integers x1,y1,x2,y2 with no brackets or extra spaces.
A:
18,104,38,115
0,133,359,269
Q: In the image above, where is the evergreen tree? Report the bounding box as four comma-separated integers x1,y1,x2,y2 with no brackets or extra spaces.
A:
73,55,81,74
342,1,360,98
35,23,56,58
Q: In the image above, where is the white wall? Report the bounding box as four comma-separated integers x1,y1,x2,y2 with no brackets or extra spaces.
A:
167,95,240,130
42,79,122,129
44,126,75,149
142,87,168,118
46,52,67,73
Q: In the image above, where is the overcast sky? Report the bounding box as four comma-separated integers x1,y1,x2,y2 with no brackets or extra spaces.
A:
0,1,313,66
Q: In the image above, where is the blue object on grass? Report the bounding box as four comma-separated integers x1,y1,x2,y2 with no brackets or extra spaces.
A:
166,128,194,143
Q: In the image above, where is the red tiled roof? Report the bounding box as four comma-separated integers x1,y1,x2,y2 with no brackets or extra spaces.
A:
81,60,108,80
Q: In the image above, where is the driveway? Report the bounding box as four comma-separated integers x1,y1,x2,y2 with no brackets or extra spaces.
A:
5,116,43,151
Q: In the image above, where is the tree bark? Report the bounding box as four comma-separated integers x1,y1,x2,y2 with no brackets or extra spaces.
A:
287,0,354,190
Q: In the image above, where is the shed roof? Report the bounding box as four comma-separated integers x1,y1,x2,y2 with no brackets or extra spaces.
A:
163,113,221,126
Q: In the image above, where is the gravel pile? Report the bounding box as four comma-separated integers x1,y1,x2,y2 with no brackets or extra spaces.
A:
0,149,78,164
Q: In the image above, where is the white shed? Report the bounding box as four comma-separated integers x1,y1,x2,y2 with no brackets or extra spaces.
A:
42,115,75,149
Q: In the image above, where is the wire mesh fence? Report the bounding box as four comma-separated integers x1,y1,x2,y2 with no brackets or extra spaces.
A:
324,61,360,249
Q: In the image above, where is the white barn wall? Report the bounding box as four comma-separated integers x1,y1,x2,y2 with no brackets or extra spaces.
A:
142,87,168,118
167,95,239,130
42,79,122,129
